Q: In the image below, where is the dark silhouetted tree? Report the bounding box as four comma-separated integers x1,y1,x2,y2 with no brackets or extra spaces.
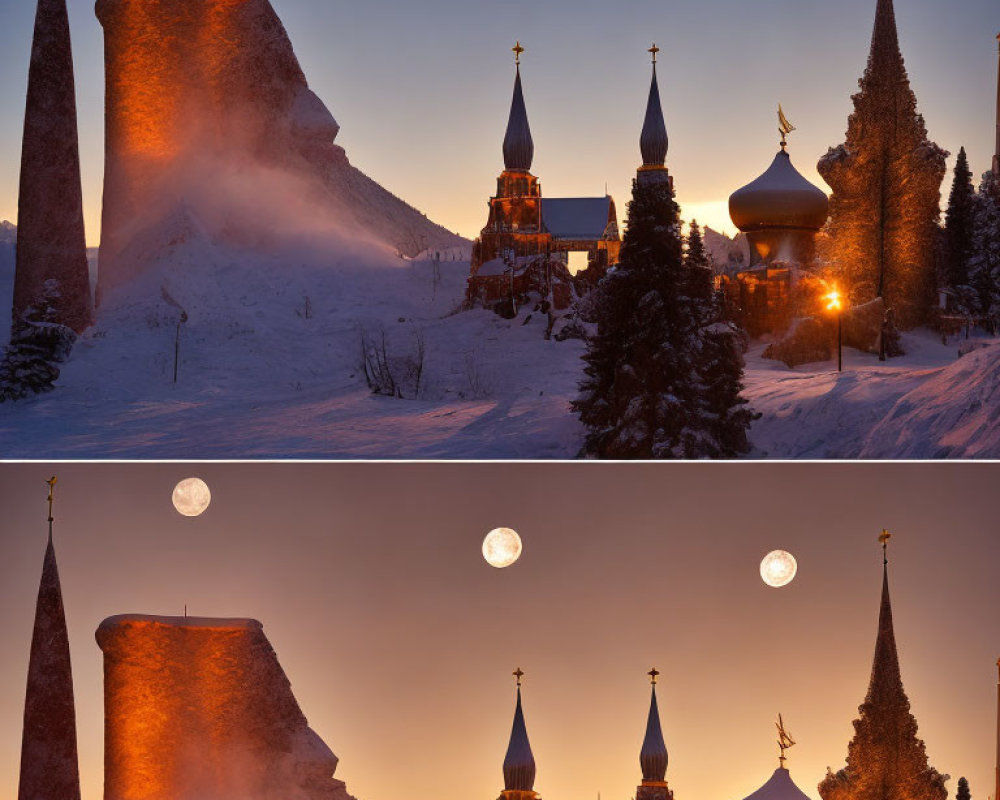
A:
954,777,970,800
817,0,947,328
574,180,752,458
969,170,1000,324
944,147,976,290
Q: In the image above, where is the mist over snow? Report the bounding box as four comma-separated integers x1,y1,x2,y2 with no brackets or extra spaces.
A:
0,203,998,458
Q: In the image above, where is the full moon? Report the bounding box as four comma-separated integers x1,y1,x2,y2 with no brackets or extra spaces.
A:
482,527,522,568
172,477,212,517
760,549,797,587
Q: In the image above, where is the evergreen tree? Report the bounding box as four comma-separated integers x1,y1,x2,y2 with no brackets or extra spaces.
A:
0,279,76,401
817,0,948,328
573,180,753,458
686,220,709,270
969,171,1000,325
943,147,976,290
954,777,970,800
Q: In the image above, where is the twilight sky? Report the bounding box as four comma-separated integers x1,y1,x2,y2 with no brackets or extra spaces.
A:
0,463,997,800
0,0,997,245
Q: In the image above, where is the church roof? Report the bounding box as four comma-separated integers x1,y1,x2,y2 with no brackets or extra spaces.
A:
503,685,536,791
640,64,668,167
542,197,614,240
503,65,534,172
729,150,829,232
640,684,668,782
742,768,813,800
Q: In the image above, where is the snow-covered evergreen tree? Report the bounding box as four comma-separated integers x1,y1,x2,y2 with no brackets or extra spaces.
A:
969,170,1000,324
943,147,975,290
0,279,76,401
573,182,753,458
817,0,947,328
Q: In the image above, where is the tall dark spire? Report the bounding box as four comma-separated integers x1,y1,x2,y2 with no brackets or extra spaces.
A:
18,477,81,800
818,533,947,800
640,46,668,168
640,671,668,782
503,669,536,792
993,33,999,177
503,43,534,173
863,0,907,90
12,0,92,335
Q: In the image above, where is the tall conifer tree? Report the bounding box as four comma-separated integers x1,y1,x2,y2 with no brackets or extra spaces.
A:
574,183,752,458
817,0,947,328
944,148,976,290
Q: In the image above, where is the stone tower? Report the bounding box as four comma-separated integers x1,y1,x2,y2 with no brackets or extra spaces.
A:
636,669,673,800
13,0,93,335
817,536,947,800
17,481,81,800
817,0,947,328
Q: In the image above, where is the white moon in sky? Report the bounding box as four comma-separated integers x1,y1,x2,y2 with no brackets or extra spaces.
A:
172,477,212,517
760,549,797,587
482,527,523,568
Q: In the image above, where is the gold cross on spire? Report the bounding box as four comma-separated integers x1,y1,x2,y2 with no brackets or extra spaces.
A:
513,41,524,65
513,667,524,686
879,529,892,564
648,667,659,685
46,476,57,541
648,43,659,64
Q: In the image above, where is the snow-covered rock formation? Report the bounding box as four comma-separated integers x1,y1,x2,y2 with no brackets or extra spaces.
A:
94,0,464,302
96,614,356,800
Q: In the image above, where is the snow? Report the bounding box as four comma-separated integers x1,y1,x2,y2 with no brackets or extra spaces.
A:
0,220,998,459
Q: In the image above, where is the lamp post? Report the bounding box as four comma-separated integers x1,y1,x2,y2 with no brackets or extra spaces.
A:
825,288,843,372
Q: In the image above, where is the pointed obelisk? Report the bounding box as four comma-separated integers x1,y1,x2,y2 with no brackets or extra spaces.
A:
817,532,947,800
17,477,81,800
993,33,999,177
499,668,539,800
636,669,674,800
12,0,92,335
637,45,672,190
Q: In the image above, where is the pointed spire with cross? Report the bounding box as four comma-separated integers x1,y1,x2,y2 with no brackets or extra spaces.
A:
514,667,524,687
879,529,892,564
649,43,659,65
513,41,524,66
46,476,57,542
648,667,659,685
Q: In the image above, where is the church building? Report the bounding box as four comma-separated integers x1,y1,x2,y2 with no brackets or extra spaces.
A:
722,117,830,336
466,44,622,312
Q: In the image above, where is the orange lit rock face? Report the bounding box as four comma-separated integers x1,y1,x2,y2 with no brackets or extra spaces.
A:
95,0,462,301
96,615,354,800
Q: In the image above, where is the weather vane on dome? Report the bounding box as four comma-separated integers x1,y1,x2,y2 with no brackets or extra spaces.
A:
513,667,524,687
879,529,892,564
776,714,795,767
513,41,524,66
649,43,659,65
778,104,796,152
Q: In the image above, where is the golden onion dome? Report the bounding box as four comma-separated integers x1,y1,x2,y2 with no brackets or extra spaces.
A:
729,151,829,232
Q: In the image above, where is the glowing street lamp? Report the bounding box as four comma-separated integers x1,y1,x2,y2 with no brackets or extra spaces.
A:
825,288,844,372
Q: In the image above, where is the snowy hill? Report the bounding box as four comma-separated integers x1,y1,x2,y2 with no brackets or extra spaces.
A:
1,211,998,458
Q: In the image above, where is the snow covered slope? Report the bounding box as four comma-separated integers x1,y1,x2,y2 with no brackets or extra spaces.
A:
1,218,997,459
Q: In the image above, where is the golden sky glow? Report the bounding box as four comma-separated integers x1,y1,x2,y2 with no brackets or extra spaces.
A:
0,463,997,800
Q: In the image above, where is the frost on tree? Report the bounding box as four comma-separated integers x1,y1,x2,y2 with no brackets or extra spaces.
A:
96,614,358,800
818,563,947,800
18,537,81,800
13,0,93,335
94,0,463,301
817,0,947,329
